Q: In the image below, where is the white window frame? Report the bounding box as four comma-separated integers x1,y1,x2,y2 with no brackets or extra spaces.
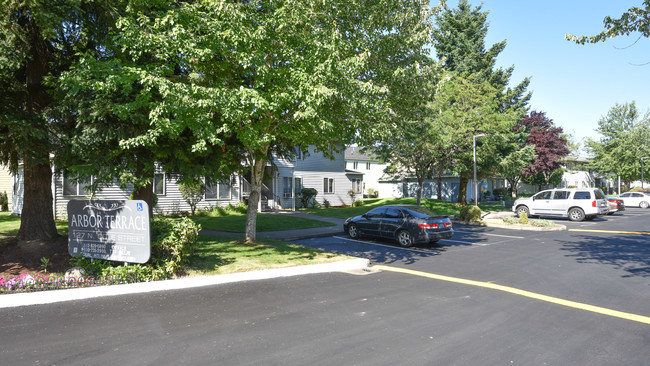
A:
353,161,359,170
323,177,334,194
153,173,166,195
283,176,293,198
366,162,371,170
205,178,232,200
351,178,362,193
63,175,92,197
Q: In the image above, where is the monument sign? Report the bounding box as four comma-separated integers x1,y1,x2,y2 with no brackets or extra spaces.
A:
68,200,151,263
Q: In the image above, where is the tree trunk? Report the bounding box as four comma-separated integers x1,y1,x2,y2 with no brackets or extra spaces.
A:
457,172,469,205
16,155,58,240
245,157,266,243
416,177,424,206
132,182,154,219
16,18,58,241
436,170,442,200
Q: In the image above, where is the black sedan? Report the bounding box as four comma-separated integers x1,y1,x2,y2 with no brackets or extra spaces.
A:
343,205,453,247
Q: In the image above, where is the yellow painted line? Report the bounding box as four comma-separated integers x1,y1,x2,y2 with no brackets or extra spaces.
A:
569,229,650,235
373,265,650,325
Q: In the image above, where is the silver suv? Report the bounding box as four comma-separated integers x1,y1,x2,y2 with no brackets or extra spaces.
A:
512,188,609,221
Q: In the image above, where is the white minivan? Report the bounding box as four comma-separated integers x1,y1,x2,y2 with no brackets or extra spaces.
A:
512,188,609,221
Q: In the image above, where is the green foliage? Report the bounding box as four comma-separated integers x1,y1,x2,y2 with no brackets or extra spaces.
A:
457,205,482,222
567,1,650,44
518,211,529,224
0,191,8,211
178,178,206,215
366,188,378,198
353,200,364,207
71,217,201,281
323,199,331,209
298,188,318,208
584,102,650,185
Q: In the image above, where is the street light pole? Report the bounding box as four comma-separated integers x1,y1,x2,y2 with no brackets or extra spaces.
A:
473,134,486,206
642,157,649,190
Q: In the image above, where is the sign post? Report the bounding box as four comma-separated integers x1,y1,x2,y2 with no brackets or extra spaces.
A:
68,200,151,264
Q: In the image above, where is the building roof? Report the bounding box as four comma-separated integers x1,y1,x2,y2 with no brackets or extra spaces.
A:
345,146,378,161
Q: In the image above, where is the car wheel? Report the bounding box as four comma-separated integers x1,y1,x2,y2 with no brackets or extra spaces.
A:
397,230,413,248
568,207,585,222
640,201,649,209
347,224,359,239
515,206,530,218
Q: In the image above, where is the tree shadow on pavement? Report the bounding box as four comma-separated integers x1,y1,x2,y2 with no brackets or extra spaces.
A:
559,233,650,278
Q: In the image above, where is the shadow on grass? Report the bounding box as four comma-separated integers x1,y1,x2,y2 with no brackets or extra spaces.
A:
187,234,344,275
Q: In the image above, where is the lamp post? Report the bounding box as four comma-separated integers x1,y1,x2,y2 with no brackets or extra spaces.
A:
473,133,486,206
642,157,649,190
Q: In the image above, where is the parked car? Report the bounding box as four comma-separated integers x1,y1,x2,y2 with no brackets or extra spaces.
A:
606,196,625,215
616,192,650,208
343,205,453,247
512,188,609,222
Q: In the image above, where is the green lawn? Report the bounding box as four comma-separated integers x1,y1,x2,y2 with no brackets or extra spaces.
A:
191,212,335,232
0,212,68,238
185,235,350,276
301,197,509,219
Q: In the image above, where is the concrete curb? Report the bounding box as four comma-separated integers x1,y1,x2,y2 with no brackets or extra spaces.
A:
453,220,567,231
0,258,370,309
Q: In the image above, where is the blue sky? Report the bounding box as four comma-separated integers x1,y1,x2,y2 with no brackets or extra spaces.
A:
430,1,650,151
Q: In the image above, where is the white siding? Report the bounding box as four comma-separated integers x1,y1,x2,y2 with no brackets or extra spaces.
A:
0,165,13,211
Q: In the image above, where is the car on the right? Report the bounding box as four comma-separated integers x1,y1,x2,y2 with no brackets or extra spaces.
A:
606,196,625,215
616,191,650,208
512,187,609,221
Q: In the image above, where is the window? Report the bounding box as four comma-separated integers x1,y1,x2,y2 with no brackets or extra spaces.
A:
351,178,362,193
384,208,403,219
365,207,385,219
534,191,552,200
283,177,292,198
63,175,91,196
323,178,334,194
294,177,302,194
205,179,231,200
153,173,165,195
366,162,371,170
553,191,570,200
353,161,359,170
574,191,591,200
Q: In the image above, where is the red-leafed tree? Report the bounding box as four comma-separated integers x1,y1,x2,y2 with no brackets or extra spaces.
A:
517,111,570,191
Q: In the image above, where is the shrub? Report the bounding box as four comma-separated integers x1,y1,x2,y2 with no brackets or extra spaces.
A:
518,211,529,224
323,199,331,208
178,178,206,215
502,216,518,224
70,217,201,281
367,188,378,198
298,188,318,208
353,200,364,207
457,205,482,222
226,202,247,214
530,219,554,227
0,191,7,211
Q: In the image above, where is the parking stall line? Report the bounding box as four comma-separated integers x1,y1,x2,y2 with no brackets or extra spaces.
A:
453,230,524,239
374,265,650,325
569,229,650,235
333,236,441,254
